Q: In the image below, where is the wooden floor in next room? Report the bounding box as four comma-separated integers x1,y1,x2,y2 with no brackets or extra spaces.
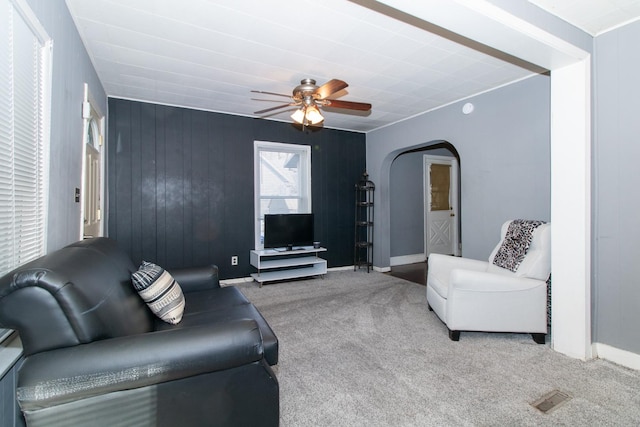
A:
387,262,427,286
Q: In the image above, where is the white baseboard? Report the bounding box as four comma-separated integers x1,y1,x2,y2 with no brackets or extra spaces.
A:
390,253,425,267
220,276,254,286
373,266,391,273
329,265,355,272
593,343,640,371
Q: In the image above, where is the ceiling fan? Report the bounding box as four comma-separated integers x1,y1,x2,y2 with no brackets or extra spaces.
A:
252,78,371,126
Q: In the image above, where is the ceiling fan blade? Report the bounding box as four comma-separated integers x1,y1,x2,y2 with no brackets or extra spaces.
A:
315,79,348,99
251,98,289,103
254,103,296,115
324,99,371,111
250,90,291,99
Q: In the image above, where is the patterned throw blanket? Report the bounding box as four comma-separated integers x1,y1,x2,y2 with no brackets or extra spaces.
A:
492,219,546,272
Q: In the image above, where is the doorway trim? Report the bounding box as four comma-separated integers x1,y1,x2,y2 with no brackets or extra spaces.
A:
80,83,105,239
424,154,460,257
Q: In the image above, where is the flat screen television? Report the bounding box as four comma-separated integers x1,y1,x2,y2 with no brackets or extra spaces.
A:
264,213,314,250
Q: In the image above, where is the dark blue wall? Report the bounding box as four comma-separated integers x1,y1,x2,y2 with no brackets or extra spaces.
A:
108,99,366,279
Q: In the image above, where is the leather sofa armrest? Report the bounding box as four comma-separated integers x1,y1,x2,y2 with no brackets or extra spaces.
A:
17,319,262,410
169,264,220,292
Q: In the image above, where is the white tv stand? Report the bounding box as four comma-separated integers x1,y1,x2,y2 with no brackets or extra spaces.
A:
250,247,327,286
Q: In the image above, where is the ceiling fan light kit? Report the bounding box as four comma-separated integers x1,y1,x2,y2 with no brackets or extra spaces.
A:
290,108,306,124
291,105,324,126
252,78,371,127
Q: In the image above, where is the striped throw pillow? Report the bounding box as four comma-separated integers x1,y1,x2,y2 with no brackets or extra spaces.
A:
132,261,185,324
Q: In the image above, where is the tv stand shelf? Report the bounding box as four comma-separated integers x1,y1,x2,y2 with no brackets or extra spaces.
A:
250,247,327,286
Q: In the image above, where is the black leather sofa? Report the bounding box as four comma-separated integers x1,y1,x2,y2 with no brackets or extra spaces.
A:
0,237,279,426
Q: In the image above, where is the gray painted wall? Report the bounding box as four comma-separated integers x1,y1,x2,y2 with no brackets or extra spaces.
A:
390,147,455,258
26,0,107,251
390,152,425,258
367,75,551,267
593,20,640,353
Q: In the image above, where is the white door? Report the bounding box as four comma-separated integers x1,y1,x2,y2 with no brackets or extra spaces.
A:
81,84,104,239
424,155,459,256
83,136,101,238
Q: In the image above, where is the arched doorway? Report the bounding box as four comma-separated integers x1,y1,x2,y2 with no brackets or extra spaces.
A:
389,141,461,276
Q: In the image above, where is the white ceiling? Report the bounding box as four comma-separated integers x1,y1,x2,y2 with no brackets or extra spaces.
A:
65,0,640,133
529,0,640,36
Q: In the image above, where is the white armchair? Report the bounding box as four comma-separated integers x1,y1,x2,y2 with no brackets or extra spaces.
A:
426,220,551,343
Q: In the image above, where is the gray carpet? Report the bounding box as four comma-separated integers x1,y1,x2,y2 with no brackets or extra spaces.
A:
233,271,640,426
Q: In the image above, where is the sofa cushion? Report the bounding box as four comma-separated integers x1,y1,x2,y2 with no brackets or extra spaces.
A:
132,261,185,324
182,286,250,313
155,286,279,365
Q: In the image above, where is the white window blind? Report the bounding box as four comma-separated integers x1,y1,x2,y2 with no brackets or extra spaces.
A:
0,0,50,278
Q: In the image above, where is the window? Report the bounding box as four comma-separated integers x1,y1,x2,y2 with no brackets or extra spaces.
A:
254,141,311,249
0,0,51,340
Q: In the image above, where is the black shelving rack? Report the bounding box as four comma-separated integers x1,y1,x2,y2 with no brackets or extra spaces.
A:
354,172,374,272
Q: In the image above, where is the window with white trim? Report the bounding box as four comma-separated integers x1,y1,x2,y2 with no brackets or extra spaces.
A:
254,141,311,249
0,0,51,341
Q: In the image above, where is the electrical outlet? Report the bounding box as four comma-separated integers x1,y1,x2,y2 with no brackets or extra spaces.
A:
231,256,238,266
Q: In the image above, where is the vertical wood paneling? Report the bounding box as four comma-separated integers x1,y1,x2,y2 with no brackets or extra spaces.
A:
182,111,193,265
188,110,208,266
162,107,185,267
110,99,133,254
108,99,365,279
154,105,168,266
205,116,226,268
129,103,142,264
139,103,158,264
